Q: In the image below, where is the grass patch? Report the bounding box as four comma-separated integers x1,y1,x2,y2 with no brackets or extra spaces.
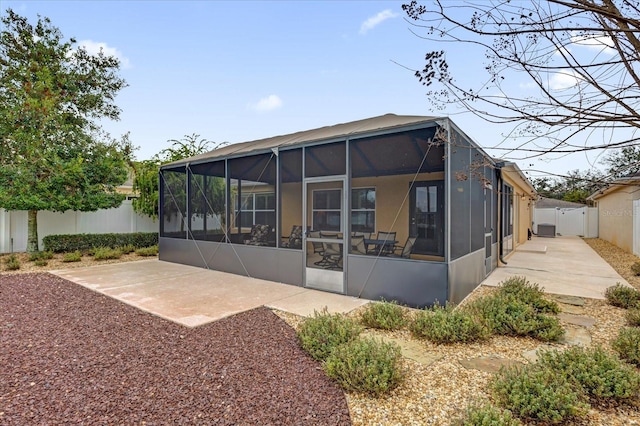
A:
33,259,48,267
119,244,135,254
323,336,404,396
360,299,407,330
3,254,20,271
467,295,564,342
28,251,54,262
135,245,158,256
626,307,640,327
410,303,489,344
92,246,123,260
613,327,640,366
491,364,588,424
459,404,521,426
297,308,362,361
62,250,82,262
605,283,640,309
537,346,640,401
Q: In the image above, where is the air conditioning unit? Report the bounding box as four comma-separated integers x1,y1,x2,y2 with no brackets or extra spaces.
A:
537,224,556,238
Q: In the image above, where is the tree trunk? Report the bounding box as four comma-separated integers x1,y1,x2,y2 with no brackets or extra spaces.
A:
27,210,39,253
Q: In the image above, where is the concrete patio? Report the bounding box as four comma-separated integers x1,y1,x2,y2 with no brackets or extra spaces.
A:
50,235,628,328
481,235,630,299
51,260,368,328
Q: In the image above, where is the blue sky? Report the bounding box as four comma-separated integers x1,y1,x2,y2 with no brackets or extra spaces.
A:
2,1,609,178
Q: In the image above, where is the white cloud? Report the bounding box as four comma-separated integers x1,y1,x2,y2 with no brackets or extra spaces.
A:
570,32,617,55
360,9,398,34
549,71,580,90
78,40,131,68
248,94,283,112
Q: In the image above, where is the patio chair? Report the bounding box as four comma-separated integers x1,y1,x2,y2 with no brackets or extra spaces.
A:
392,237,416,259
319,232,343,269
244,224,272,246
371,231,397,255
351,234,367,255
281,225,303,249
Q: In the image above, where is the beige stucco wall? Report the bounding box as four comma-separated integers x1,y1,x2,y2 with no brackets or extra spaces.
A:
501,168,536,249
595,185,640,253
300,172,444,243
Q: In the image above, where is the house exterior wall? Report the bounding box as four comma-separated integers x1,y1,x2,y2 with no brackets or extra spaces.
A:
501,169,535,251
596,186,640,253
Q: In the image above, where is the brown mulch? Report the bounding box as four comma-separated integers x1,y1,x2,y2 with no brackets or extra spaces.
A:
0,273,351,425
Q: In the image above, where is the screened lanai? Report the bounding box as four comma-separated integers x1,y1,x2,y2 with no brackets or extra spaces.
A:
159,114,504,307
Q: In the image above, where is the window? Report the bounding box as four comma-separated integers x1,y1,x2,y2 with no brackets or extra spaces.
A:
312,189,341,232
351,188,375,233
235,192,276,228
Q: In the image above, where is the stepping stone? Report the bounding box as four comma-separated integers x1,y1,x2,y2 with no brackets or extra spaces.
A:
459,356,523,373
558,313,596,328
362,331,443,366
560,327,592,346
558,304,585,315
522,345,556,363
549,295,586,306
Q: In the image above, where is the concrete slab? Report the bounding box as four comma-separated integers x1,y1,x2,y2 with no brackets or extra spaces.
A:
51,260,368,327
482,236,630,299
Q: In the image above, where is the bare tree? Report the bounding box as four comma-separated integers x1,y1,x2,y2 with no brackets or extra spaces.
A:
402,0,640,160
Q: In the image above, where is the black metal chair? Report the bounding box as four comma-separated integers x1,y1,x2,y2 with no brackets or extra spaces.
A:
373,231,397,255
392,237,416,258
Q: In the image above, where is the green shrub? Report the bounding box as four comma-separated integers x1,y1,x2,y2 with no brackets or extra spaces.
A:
613,327,640,366
297,308,362,361
496,276,560,314
626,307,640,327
491,364,588,424
460,404,521,426
28,251,54,262
3,254,20,271
135,245,159,256
119,244,135,254
33,259,48,267
605,283,640,309
323,336,404,396
360,299,407,330
62,251,82,262
410,303,489,344
92,246,123,261
631,261,640,276
537,346,640,401
468,295,564,342
43,232,158,253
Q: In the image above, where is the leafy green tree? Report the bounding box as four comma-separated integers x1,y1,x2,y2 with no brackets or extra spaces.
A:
601,146,640,179
0,10,130,252
132,134,225,222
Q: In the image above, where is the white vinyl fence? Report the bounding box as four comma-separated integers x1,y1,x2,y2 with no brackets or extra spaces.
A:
533,206,598,238
0,200,158,253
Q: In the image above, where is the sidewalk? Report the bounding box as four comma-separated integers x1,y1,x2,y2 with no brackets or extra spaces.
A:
481,236,630,299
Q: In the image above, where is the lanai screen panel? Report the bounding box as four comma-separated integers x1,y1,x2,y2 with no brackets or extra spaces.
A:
228,153,277,246
449,130,472,260
279,148,303,250
349,127,445,256
189,161,226,242
160,167,187,239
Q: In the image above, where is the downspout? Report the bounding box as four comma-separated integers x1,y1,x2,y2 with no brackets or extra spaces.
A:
496,166,508,265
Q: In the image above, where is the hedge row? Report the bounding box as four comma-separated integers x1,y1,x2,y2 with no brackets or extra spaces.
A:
43,232,158,253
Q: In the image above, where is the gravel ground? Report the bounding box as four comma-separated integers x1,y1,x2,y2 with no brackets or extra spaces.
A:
0,273,350,425
0,251,153,274
3,237,640,425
